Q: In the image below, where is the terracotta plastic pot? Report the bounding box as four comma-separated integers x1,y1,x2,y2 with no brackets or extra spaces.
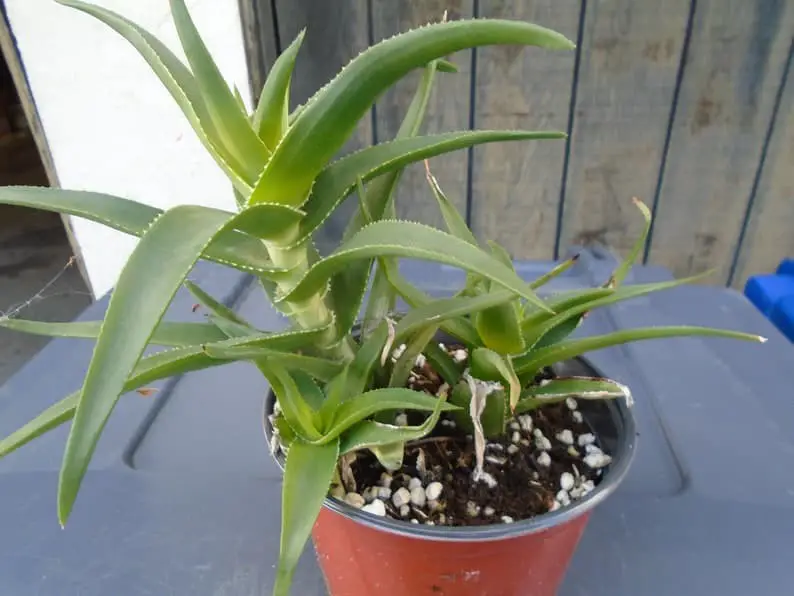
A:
263,357,637,596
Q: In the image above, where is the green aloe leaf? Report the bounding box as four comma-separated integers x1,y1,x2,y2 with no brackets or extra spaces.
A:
389,324,439,388
522,271,714,351
0,318,228,346
339,390,447,458
202,344,342,382
322,388,457,444
514,326,766,377
487,240,514,269
370,442,405,471
528,254,580,291
606,198,651,288
251,18,573,206
253,29,305,149
470,347,520,412
275,439,339,596
344,62,440,240
278,221,551,313
515,377,627,414
381,260,481,345
203,324,331,352
297,131,562,238
474,301,525,354
169,0,268,179
325,62,441,338
183,280,250,327
56,0,253,192
321,323,390,415
0,187,282,276
290,370,326,411
258,361,322,441
56,203,308,526
393,291,515,343
436,58,458,73
425,159,478,246
0,343,235,459
424,342,461,386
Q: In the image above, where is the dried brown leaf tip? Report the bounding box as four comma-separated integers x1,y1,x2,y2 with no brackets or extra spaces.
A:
191,303,201,313
136,387,159,397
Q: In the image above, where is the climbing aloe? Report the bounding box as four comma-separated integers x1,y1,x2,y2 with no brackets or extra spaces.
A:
0,2,765,595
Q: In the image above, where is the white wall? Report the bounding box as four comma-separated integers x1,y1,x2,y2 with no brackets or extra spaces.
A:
5,0,250,297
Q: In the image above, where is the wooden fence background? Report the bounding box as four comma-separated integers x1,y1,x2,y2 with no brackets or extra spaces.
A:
240,0,794,288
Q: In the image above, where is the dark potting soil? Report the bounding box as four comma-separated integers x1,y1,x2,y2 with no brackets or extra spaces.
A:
342,347,609,527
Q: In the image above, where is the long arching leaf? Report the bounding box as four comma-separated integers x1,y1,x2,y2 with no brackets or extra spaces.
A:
56,203,307,526
0,187,282,275
0,318,228,346
250,19,573,206
253,29,305,149
169,0,269,179
278,221,552,313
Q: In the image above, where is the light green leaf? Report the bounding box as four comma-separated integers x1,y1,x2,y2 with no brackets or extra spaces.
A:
258,361,322,441
381,260,481,345
343,61,441,240
276,439,339,596
227,203,305,241
202,344,342,382
290,370,326,411
370,442,405,471
298,130,563,237
184,279,249,326
488,240,514,269
325,62,441,337
322,388,457,444
56,0,253,192
425,159,478,246
393,291,514,343
0,187,282,276
522,271,714,350
232,85,248,115
514,326,766,376
169,0,269,179
470,347,520,412
0,318,229,346
474,301,525,354
0,343,234,459
389,324,439,388
515,377,627,414
528,254,580,290
253,29,305,149
279,221,551,313
437,58,458,73
253,18,573,206
56,203,300,526
321,323,390,415
204,324,331,352
607,198,652,288
424,341,461,386
340,391,446,455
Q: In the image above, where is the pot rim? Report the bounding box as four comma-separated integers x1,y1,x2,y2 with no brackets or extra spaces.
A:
262,356,637,543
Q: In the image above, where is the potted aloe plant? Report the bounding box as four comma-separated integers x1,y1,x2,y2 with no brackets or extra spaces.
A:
0,1,765,595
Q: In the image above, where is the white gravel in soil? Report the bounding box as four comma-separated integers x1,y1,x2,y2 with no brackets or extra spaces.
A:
302,359,615,526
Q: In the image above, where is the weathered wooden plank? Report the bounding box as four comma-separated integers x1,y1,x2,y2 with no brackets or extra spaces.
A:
647,0,794,283
557,0,689,258
470,0,580,260
371,0,473,229
730,44,794,289
274,0,372,251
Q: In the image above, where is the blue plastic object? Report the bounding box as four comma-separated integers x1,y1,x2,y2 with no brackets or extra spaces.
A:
777,258,794,277
1,252,793,595
771,294,794,342
744,273,794,315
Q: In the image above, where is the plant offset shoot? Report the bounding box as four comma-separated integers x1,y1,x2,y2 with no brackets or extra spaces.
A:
0,2,765,595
